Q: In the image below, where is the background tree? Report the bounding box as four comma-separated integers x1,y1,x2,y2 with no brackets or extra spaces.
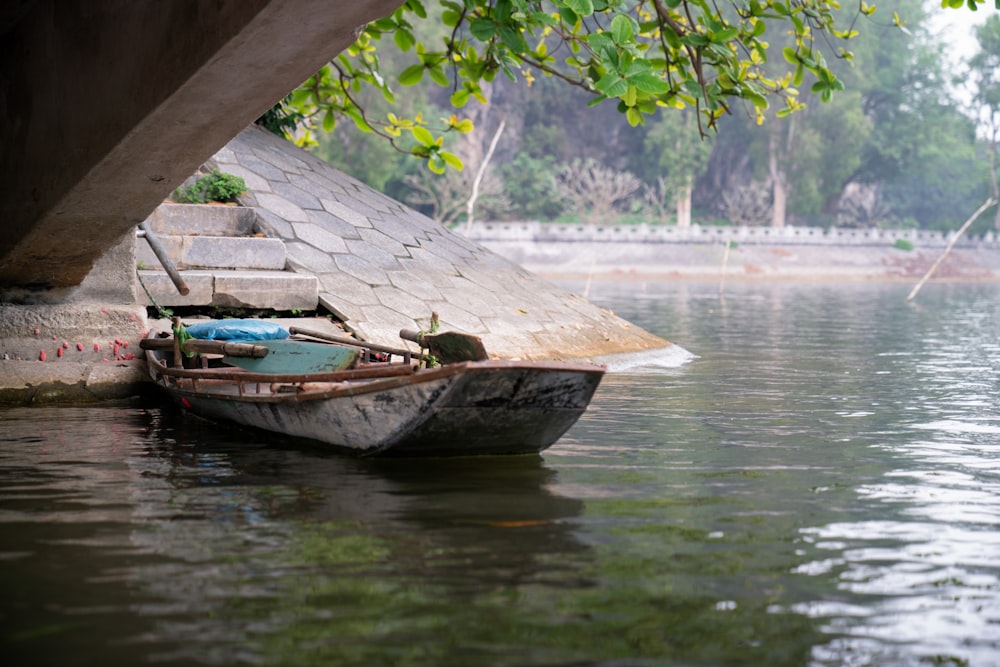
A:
970,14,1000,229
268,0,994,233
272,0,874,173
639,109,712,226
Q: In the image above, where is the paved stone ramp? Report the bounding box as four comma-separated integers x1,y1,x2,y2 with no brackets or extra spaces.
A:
209,126,669,361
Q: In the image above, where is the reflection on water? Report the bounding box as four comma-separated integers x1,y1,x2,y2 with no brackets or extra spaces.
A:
2,281,1000,666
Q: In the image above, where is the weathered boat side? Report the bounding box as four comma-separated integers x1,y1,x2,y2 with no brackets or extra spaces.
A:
144,350,604,457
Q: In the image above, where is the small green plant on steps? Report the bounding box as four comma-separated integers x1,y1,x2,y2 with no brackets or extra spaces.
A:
893,238,915,251
172,169,248,204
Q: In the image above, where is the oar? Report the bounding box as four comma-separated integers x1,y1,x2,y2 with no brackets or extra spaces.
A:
288,326,432,363
140,337,268,358
398,329,489,363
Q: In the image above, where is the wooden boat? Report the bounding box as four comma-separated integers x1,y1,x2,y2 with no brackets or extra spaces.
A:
141,330,605,457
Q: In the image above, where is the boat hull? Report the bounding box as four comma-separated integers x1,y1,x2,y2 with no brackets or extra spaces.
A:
146,354,604,457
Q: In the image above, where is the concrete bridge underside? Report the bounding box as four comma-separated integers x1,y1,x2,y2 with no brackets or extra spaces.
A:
0,0,401,302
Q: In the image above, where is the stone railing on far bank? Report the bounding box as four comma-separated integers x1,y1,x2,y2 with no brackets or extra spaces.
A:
465,222,1000,249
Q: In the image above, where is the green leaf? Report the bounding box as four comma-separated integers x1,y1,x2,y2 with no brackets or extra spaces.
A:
661,25,681,49
714,27,739,42
412,125,435,146
625,106,643,126
564,0,595,17
624,84,637,107
628,72,670,94
406,0,427,19
594,72,629,97
557,6,579,25
441,151,464,170
322,109,336,132
469,17,497,40
498,25,529,52
450,88,471,107
610,14,635,44
428,155,446,174
428,65,450,87
741,89,768,109
683,33,710,47
393,29,414,51
289,87,311,107
398,64,425,85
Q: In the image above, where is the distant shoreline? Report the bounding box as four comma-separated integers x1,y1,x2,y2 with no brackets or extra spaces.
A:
466,224,1000,283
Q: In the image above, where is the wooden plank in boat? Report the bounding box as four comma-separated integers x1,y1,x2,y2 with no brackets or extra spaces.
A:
221,340,360,374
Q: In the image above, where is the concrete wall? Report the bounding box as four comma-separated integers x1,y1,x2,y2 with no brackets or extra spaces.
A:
0,0,402,301
466,223,1000,281
467,221,1000,248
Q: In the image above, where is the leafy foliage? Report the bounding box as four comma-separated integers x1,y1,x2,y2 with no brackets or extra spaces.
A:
263,0,995,234
499,154,568,220
271,0,875,172
172,170,247,204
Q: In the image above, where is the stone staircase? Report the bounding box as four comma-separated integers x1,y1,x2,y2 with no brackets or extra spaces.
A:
136,203,318,311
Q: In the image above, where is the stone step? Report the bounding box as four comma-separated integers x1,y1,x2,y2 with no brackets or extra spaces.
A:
138,270,318,310
145,202,257,237
137,234,286,271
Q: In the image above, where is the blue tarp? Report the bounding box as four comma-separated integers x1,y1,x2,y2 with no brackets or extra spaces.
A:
184,319,290,342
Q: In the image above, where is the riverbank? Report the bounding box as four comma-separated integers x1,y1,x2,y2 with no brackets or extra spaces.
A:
465,222,1000,282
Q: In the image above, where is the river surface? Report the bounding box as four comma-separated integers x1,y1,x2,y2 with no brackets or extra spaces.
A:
2,281,999,666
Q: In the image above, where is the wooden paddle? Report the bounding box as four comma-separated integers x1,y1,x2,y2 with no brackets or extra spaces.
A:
288,326,432,363
140,337,268,358
398,328,489,363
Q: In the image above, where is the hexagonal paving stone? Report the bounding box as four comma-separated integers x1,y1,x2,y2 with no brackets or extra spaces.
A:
291,222,349,254
372,285,439,320
438,285,503,315
357,304,424,334
420,301,487,334
344,238,404,271
398,246,458,274
255,192,309,222
289,172,338,200
296,169,349,197
305,209,361,240
321,198,372,228
334,254,390,286
365,215,421,248
273,181,321,211
392,259,456,289
284,241,338,273
319,273,379,306
254,144,310,173
358,227,410,258
237,151,289,182
254,208,295,239
386,270,443,302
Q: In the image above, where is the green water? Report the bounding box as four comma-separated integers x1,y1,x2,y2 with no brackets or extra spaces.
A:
2,281,999,666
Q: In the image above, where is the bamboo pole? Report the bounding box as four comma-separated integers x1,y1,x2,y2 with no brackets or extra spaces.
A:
139,221,190,295
905,197,997,303
719,239,732,297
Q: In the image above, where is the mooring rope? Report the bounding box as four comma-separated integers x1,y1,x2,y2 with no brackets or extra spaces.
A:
135,268,172,320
